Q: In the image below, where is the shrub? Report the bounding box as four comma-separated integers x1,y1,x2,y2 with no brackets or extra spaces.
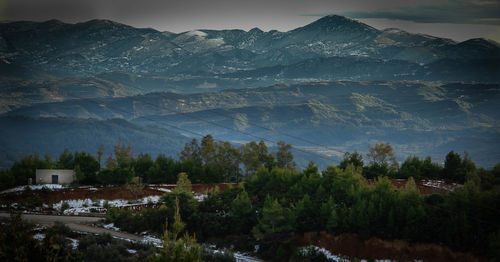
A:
0,170,15,191
78,233,154,262
201,247,235,262
105,207,169,235
61,202,70,212
22,194,43,209
40,186,51,194
293,246,336,262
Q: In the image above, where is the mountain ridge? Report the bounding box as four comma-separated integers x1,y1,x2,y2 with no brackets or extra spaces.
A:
1,15,500,169
2,15,499,77
0,115,189,168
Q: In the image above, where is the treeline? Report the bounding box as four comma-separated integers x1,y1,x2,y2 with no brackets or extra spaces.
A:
0,135,296,190
1,137,500,191
343,142,500,187
0,135,500,189
107,164,500,260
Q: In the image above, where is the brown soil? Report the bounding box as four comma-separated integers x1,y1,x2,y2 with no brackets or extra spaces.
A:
0,179,453,206
152,183,238,194
367,179,458,195
0,183,237,205
296,232,481,262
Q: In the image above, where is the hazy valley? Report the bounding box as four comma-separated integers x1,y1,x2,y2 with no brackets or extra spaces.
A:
1,14,500,168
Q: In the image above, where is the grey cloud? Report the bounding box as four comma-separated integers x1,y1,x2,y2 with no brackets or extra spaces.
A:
306,0,500,25
1,0,97,21
1,0,499,41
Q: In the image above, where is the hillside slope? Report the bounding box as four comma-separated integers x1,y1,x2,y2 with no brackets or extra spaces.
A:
0,116,188,168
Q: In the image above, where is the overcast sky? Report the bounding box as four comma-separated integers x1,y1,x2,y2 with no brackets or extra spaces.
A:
1,0,499,42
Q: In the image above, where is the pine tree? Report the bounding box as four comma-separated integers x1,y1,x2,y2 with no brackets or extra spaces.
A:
174,172,192,195
231,191,252,217
114,142,134,168
126,176,146,201
326,209,339,232
275,141,295,169
149,197,201,262
252,195,292,237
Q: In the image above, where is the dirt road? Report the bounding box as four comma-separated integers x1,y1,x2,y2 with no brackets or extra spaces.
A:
0,212,143,241
0,212,263,261
0,212,101,224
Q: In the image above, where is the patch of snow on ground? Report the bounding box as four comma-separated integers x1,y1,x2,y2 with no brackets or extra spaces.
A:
54,195,162,213
185,30,207,38
105,199,131,207
33,225,47,231
141,195,161,204
63,207,103,215
421,180,460,191
193,194,207,202
298,246,397,262
54,199,92,209
111,236,134,243
33,233,45,241
67,237,79,249
299,246,349,262
204,244,262,262
207,38,225,46
234,252,263,262
153,188,171,192
141,235,163,248
1,184,65,194
127,249,137,254
103,223,120,231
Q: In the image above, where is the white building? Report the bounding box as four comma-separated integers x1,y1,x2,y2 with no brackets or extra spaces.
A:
35,169,75,185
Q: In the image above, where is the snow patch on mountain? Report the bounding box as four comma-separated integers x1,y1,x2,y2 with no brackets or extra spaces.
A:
185,30,208,38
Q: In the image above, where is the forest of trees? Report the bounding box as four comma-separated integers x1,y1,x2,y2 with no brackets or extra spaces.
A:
1,136,500,261
104,162,500,260
1,137,498,191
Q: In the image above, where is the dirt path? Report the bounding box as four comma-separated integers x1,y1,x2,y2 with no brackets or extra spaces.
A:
0,212,143,242
64,223,144,241
0,212,101,224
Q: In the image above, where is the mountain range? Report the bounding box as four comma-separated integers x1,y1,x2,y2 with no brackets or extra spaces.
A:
1,15,499,168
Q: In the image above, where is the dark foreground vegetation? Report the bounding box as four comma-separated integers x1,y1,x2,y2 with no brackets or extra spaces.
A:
105,166,500,260
1,136,500,261
0,212,236,262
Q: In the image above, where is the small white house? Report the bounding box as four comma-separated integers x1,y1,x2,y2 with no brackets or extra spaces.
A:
36,169,75,185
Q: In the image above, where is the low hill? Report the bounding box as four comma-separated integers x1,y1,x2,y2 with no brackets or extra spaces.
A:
0,116,189,168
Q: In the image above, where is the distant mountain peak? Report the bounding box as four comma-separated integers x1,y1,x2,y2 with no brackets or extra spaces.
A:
42,19,65,25
83,19,119,25
76,19,130,29
248,27,263,34
460,38,500,47
289,15,379,42
307,15,376,30
291,14,378,35
321,14,358,22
